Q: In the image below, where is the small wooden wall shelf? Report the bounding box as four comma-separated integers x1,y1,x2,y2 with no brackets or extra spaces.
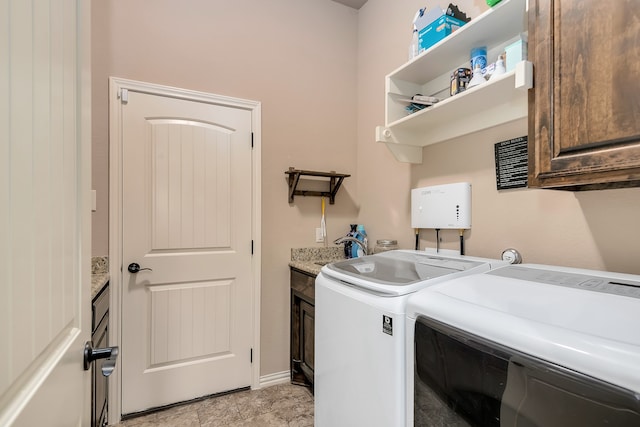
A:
285,167,350,204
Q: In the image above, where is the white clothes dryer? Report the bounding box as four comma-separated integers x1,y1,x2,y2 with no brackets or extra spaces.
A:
405,264,640,426
314,249,507,427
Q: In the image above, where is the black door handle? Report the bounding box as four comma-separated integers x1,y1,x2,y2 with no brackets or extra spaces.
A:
128,262,152,273
83,341,119,377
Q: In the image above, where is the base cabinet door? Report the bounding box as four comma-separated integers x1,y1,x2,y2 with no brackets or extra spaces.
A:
298,300,315,385
92,285,109,427
290,269,315,391
528,0,640,189
93,318,108,427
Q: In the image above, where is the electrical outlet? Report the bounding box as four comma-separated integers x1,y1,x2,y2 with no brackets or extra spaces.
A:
315,228,324,243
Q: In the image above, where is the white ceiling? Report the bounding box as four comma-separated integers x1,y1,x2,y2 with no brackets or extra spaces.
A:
332,0,368,10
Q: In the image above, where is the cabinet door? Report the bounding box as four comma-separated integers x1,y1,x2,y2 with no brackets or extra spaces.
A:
290,269,316,389
291,291,306,386
92,285,109,427
291,290,315,389
299,299,315,385
528,0,640,189
92,314,108,427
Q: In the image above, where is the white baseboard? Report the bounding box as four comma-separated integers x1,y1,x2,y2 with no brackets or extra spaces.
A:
258,371,290,389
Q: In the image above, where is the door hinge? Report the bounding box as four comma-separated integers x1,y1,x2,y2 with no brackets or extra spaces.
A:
119,88,129,104
251,132,254,149
250,348,253,363
251,240,254,255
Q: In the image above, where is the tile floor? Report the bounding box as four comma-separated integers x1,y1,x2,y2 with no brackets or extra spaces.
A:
113,383,314,427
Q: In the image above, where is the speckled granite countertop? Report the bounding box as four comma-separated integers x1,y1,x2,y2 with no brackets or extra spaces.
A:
91,256,109,300
289,247,345,276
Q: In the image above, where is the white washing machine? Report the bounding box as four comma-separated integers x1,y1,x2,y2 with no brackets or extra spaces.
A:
405,264,640,426
314,249,507,427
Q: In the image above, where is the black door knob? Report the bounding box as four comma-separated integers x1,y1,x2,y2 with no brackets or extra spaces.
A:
83,341,119,376
128,263,152,273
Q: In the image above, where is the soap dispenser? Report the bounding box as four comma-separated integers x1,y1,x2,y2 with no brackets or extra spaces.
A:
489,55,506,81
467,64,486,88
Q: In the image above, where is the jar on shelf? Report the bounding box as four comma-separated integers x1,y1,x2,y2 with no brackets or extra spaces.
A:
373,239,399,254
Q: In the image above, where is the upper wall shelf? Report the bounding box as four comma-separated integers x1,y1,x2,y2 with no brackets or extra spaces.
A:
379,0,531,164
390,0,526,84
285,168,350,204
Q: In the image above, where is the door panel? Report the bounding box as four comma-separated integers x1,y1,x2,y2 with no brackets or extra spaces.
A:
120,90,253,414
0,0,91,425
148,281,232,366
150,120,232,250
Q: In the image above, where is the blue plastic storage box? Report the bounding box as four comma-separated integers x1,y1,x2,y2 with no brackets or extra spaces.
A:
418,14,467,52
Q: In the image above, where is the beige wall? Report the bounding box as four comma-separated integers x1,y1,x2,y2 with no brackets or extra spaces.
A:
91,0,359,377
357,0,640,274
93,0,640,380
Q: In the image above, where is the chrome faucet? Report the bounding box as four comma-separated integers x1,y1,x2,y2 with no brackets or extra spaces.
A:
334,236,369,256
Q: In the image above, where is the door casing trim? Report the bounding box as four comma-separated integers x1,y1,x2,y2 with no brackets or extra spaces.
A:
108,77,262,424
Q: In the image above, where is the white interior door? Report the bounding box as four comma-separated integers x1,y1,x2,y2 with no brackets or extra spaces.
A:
0,0,92,426
116,83,256,414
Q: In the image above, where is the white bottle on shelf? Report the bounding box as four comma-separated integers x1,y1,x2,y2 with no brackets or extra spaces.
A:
408,28,419,60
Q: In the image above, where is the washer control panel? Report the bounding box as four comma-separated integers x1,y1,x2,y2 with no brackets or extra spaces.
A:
489,266,640,299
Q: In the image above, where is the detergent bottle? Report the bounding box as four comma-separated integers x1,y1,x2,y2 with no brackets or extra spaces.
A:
352,224,368,258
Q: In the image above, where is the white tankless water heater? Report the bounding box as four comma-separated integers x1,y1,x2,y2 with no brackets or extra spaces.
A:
411,182,471,229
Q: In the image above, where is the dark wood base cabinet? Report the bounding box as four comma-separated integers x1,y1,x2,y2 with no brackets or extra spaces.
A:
528,0,640,190
290,268,315,392
92,284,109,427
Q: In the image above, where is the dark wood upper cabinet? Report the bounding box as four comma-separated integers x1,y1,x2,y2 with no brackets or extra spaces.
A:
528,0,640,189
